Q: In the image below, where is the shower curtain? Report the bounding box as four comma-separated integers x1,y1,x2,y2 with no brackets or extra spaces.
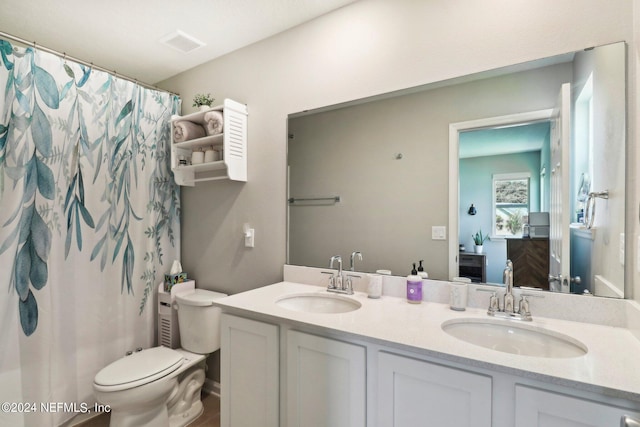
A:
0,40,181,426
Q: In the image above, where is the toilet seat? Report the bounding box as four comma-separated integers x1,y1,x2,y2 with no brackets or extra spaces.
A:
94,347,183,392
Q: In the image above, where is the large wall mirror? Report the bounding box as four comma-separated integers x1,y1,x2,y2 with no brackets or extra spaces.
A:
287,41,626,299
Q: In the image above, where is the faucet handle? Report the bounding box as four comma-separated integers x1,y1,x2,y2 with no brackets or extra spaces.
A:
518,295,531,316
517,293,542,320
517,295,535,321
476,288,501,313
488,292,500,313
345,274,361,294
321,271,337,289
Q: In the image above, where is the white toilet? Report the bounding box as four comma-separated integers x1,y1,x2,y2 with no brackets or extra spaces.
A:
93,289,227,427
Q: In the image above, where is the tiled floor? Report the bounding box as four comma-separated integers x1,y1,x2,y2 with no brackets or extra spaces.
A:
78,392,220,427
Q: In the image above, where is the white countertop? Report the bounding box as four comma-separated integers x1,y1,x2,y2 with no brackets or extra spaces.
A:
212,281,640,402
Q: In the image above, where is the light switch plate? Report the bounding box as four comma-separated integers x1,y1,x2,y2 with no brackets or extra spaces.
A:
432,226,446,240
243,223,255,248
620,233,625,266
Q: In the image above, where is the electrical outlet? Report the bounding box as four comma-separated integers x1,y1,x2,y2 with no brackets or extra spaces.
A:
432,226,446,240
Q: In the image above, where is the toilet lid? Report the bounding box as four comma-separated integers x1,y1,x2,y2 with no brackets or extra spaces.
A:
176,289,227,307
94,347,183,392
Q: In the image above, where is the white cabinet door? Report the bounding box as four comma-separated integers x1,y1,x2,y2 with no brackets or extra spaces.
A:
220,314,279,427
377,351,492,427
286,330,366,427
515,385,640,427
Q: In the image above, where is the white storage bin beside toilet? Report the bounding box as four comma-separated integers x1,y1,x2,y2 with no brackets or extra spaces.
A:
158,280,195,349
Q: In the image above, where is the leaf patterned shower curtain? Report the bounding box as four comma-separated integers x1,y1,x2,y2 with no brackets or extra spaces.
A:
0,40,181,426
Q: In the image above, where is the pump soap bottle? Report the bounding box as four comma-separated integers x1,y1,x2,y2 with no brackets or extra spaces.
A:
417,260,429,279
406,263,423,304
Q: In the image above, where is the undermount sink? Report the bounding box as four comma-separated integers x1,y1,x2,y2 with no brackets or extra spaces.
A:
276,292,361,314
442,318,587,358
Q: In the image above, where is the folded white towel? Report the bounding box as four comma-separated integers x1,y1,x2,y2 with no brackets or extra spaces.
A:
173,121,205,143
203,110,224,135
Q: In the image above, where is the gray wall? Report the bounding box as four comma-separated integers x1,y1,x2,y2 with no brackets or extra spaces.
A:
287,63,568,279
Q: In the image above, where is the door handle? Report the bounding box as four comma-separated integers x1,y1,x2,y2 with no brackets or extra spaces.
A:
621,415,640,426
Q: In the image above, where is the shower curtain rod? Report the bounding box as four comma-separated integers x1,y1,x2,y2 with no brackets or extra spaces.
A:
0,31,179,97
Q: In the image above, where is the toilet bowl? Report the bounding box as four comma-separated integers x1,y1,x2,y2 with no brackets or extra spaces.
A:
93,289,227,427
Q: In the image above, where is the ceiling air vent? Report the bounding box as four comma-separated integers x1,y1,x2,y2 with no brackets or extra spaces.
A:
160,30,205,53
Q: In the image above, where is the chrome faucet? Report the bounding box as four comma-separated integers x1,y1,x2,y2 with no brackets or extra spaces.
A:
503,259,514,313
477,259,541,321
329,255,343,290
350,251,362,271
321,255,359,295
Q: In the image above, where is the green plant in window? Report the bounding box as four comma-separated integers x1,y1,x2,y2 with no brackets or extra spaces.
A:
506,211,524,235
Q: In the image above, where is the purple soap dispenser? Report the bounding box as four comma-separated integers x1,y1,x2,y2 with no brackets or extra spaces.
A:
406,263,423,304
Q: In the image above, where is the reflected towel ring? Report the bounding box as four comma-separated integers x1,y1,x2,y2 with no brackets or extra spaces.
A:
584,190,609,229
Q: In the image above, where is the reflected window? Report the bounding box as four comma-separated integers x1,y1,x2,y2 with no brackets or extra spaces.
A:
492,173,530,237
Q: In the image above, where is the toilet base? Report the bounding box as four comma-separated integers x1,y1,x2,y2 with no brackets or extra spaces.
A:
169,400,203,427
167,350,207,427
95,375,177,427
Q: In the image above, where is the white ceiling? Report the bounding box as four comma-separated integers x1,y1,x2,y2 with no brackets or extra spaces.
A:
0,0,357,84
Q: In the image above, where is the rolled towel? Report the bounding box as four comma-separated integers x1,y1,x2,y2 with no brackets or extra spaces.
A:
203,110,224,135
173,120,205,143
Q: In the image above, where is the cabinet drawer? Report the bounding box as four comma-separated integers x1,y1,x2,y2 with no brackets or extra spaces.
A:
459,254,484,267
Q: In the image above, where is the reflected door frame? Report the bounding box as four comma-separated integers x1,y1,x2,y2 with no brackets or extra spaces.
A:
448,109,554,281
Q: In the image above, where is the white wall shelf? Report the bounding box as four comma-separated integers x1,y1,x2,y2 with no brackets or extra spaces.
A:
170,98,248,185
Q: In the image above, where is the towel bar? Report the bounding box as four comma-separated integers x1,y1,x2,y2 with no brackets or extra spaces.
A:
288,196,341,204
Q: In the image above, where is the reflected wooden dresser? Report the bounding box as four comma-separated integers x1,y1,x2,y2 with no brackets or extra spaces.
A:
506,238,550,290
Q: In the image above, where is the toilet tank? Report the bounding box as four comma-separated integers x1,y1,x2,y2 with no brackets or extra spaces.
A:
175,289,228,354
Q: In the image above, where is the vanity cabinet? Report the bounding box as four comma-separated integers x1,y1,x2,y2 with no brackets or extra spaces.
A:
220,314,279,427
286,331,366,427
377,351,492,427
170,98,247,185
219,312,640,427
514,385,640,427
